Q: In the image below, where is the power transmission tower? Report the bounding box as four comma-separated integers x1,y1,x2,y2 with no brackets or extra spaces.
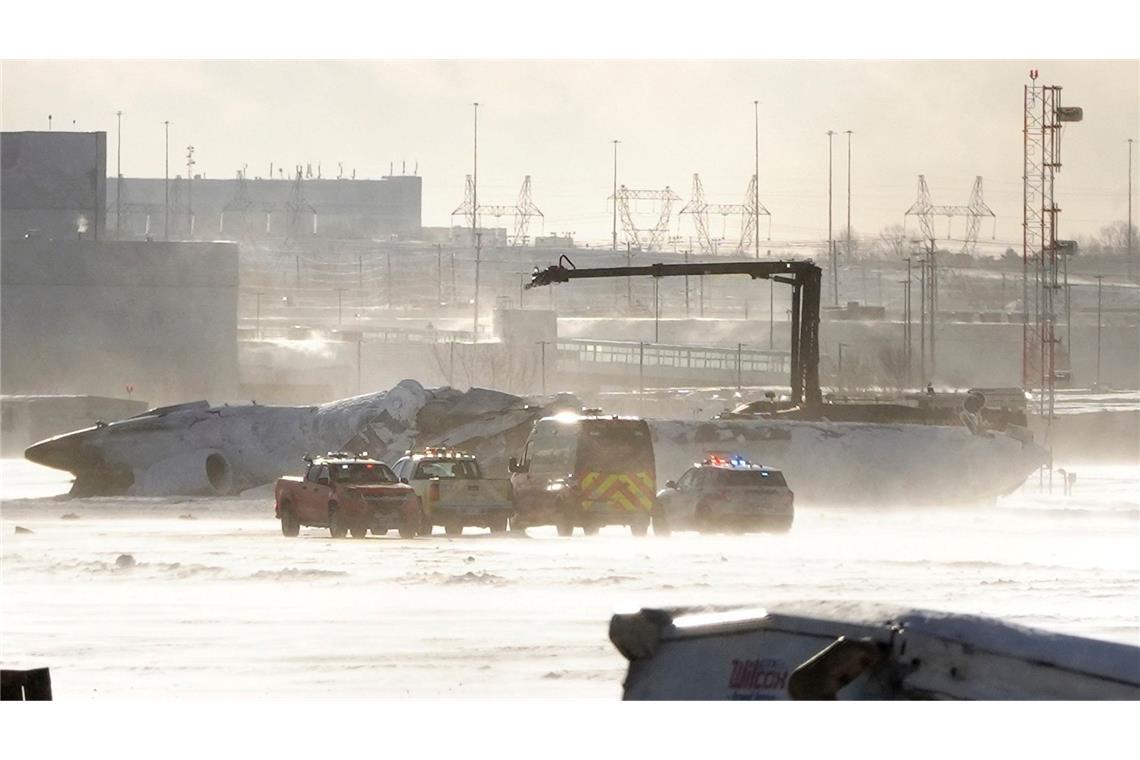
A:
679,174,714,253
222,168,256,239
680,174,770,255
740,174,773,253
451,174,476,232
450,175,544,246
904,175,996,254
611,185,681,251
512,176,543,246
286,167,317,241
962,177,996,253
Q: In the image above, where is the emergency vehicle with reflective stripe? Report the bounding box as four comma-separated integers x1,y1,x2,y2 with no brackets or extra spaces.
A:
508,413,656,534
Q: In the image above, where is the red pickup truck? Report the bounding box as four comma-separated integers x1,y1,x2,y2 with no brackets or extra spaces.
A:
275,453,420,539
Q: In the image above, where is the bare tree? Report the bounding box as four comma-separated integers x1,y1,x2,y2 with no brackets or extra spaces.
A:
429,340,541,395
1097,221,1137,254
878,224,909,261
875,344,910,391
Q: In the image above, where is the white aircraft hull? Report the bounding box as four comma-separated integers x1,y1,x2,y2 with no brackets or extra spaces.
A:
611,601,1140,700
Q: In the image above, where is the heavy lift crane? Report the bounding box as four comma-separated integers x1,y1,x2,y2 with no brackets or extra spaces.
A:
527,256,823,412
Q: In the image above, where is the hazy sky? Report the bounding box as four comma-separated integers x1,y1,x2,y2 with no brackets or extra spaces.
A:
2,60,1136,248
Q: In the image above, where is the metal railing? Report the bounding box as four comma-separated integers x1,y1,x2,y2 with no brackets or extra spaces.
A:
556,338,789,375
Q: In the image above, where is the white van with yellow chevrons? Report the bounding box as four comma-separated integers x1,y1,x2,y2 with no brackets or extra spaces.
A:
508,413,656,536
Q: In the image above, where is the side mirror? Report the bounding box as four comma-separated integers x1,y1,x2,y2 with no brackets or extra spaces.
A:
665,480,678,490
400,477,409,484
508,457,519,473
317,476,330,486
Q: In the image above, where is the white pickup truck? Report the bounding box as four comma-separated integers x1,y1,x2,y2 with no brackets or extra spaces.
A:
391,448,514,536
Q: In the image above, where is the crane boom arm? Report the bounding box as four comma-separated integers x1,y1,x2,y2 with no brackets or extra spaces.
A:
526,256,822,411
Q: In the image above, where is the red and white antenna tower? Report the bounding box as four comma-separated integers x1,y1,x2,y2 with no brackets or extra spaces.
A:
1023,69,1082,484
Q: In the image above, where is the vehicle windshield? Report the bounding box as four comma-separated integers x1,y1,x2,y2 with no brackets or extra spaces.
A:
414,459,482,479
711,469,786,487
331,462,397,484
577,420,654,474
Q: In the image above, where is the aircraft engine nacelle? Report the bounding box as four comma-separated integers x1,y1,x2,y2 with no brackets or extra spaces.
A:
129,449,236,496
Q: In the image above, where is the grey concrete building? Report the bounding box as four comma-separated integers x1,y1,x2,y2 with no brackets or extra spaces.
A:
1,239,240,405
2,131,107,241
108,173,422,241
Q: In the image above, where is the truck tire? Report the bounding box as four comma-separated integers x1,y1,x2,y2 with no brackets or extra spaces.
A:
349,524,368,539
488,516,508,534
771,512,794,533
328,503,348,539
695,502,714,533
629,514,650,537
280,503,300,537
399,510,418,539
652,511,671,537
581,516,599,536
508,517,527,535
556,498,576,537
444,522,463,537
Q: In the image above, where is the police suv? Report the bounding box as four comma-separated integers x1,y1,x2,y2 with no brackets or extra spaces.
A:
654,453,794,535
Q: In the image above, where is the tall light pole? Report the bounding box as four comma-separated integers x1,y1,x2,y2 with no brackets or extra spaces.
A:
185,145,195,238
1129,138,1135,282
163,120,170,241
769,278,774,349
684,248,691,318
827,130,837,306
899,274,912,387
754,100,760,260
626,241,632,310
918,254,927,382
537,341,550,395
115,109,123,239
612,139,620,251
386,251,393,309
845,129,853,264
472,102,481,341
653,277,660,343
737,342,744,389
1095,275,1104,387
928,238,937,379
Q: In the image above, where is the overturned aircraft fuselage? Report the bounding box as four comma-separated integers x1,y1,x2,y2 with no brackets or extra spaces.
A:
24,380,519,497
26,380,1045,505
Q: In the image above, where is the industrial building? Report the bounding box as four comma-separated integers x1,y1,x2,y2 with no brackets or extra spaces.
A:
107,173,422,241
1,131,107,241
2,130,239,405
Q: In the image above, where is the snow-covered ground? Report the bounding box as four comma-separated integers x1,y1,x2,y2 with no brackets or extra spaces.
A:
1,459,1137,698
